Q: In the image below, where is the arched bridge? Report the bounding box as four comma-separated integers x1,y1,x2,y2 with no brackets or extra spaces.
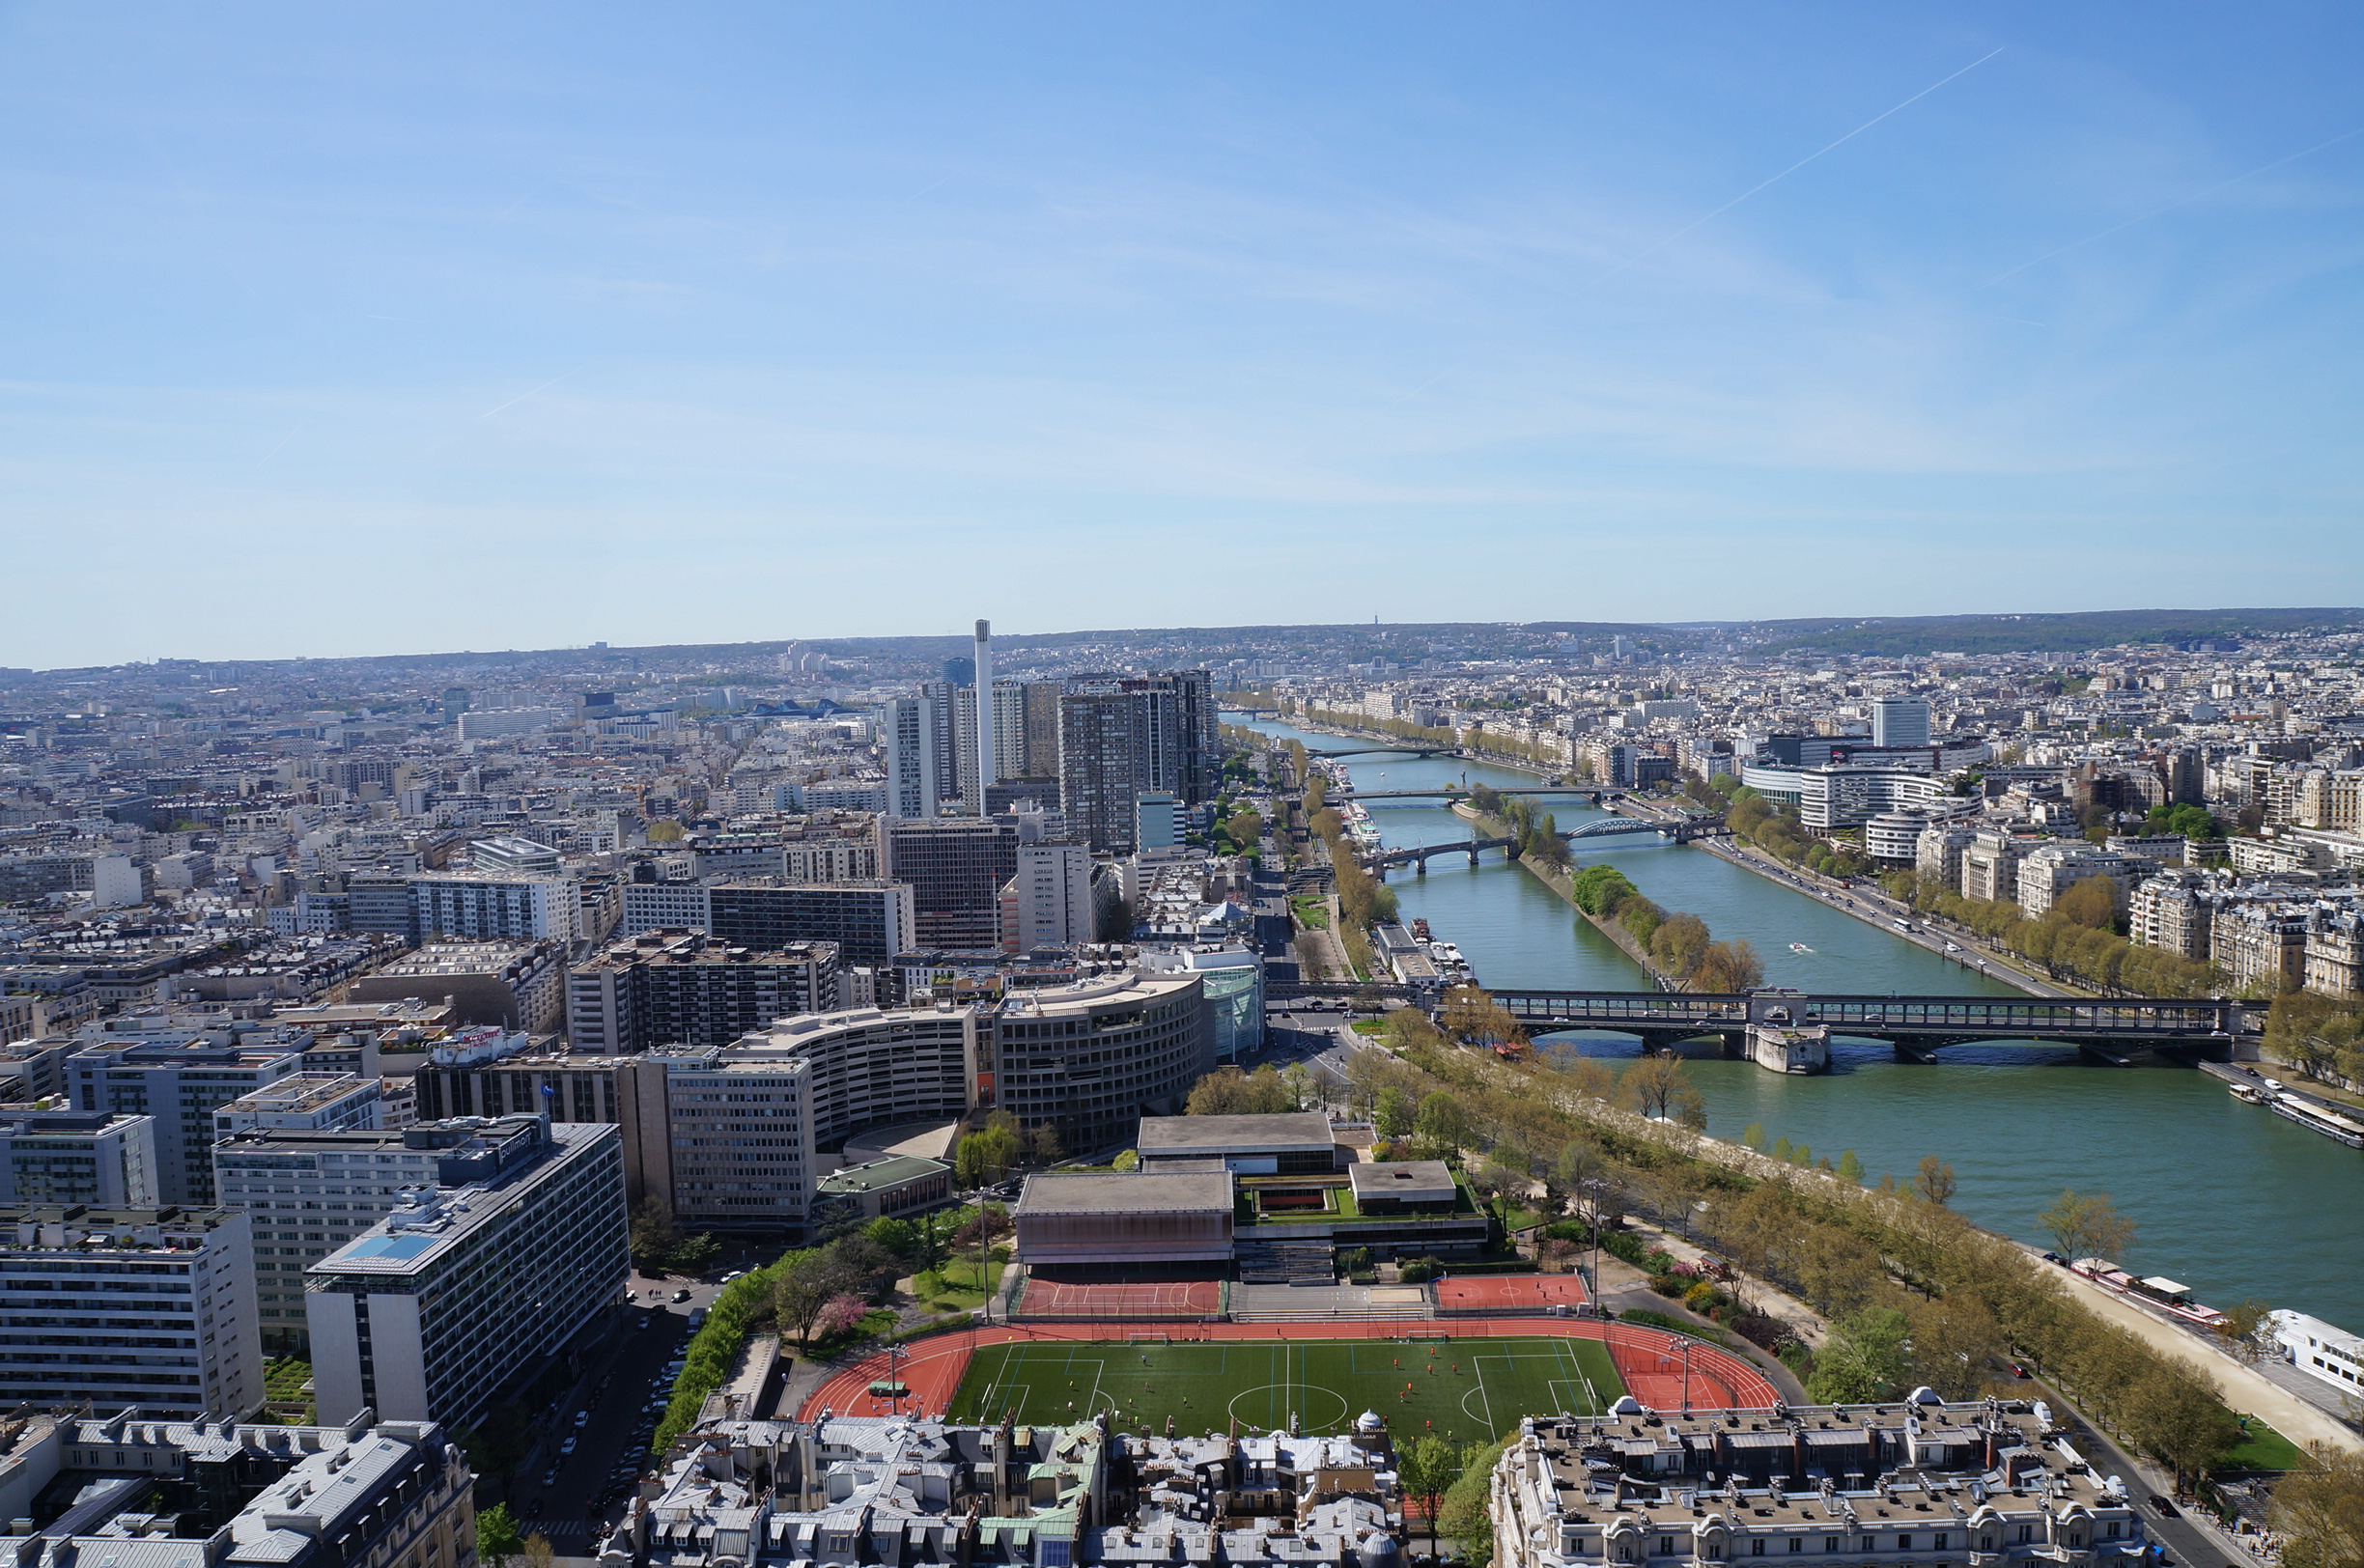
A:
1267,982,2254,1063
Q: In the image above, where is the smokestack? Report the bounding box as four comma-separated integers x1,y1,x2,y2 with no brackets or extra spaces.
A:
973,619,996,813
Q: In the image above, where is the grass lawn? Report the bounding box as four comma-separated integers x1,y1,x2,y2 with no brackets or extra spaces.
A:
1291,897,1330,930
2223,1416,2307,1473
945,1335,1623,1447
914,1257,1004,1311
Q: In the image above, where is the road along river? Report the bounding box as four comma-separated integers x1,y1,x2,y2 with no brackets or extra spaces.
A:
1244,714,2364,1330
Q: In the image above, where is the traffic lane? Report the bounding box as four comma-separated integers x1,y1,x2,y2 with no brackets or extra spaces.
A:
532,1306,691,1527
2033,1383,2235,1568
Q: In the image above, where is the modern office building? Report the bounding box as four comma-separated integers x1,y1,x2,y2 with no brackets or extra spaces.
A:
67,1037,311,1205
347,873,577,944
1872,693,1934,748
990,968,1212,1150
0,1204,262,1417
882,816,1022,950
0,1110,156,1205
1139,945,1262,1064
409,1040,679,1207
621,877,720,936
565,928,839,1051
468,834,564,877
306,1117,628,1426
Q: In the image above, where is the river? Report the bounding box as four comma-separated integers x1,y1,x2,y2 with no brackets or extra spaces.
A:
1240,714,2364,1330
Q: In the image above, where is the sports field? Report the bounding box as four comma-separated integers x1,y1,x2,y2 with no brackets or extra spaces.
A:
944,1334,1624,1446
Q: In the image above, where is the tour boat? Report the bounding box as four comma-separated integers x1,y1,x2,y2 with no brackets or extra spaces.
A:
1788,942,1815,954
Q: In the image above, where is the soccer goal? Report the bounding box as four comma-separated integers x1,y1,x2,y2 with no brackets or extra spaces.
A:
1127,1332,1172,1344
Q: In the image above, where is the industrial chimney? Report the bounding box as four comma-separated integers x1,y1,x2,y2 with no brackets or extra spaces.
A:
973,619,996,814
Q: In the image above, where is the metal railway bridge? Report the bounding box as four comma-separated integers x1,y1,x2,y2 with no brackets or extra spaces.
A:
1267,983,2253,1063
1367,814,1727,869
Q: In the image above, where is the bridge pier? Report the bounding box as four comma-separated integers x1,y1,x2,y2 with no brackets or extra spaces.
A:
1889,1039,1940,1065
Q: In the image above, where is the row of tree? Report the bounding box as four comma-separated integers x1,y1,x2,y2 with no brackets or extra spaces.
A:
1884,872,2223,996
1335,994,2260,1492
1185,1061,1313,1115
953,1109,1063,1186
1706,775,1877,879
1567,863,1765,992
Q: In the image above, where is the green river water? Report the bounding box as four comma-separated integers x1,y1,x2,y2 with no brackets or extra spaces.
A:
1243,714,2364,1330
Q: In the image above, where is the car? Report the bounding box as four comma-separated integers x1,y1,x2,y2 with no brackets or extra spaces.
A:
672,1287,692,1302
560,1437,578,1455
574,1410,590,1426
542,1470,560,1488
2041,1252,2065,1265
637,1314,653,1329
2008,1363,2030,1379
719,1271,746,1284
2150,1498,2180,1518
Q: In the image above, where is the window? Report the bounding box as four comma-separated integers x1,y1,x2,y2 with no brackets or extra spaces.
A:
1900,1538,1913,1553
1662,1539,1676,1557
1826,1541,1841,1554
1789,1543,1802,1554
1752,1544,1764,1557
1933,1537,1947,1551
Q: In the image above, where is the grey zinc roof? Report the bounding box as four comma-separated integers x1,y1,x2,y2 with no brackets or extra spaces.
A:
1135,1111,1335,1156
1016,1171,1234,1217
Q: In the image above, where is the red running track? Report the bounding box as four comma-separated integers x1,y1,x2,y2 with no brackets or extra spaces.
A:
799,1317,1777,1423
1435,1274,1590,1311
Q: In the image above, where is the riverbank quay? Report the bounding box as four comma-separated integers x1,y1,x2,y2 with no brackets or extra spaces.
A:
1423,1038,2364,1458
1264,714,1567,781
1448,799,1679,986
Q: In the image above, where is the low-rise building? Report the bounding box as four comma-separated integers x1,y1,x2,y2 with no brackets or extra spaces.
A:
1493,1400,2146,1568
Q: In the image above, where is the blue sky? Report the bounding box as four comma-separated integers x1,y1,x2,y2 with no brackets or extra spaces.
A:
3,3,2360,665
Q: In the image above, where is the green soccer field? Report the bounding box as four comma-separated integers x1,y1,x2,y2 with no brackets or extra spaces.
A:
945,1335,1624,1447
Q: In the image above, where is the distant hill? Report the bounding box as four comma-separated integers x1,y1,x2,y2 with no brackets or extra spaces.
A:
1743,607,2364,658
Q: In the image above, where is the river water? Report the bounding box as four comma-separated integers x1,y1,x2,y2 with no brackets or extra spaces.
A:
1242,714,2364,1330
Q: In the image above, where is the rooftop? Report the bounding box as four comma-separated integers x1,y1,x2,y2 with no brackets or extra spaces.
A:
1138,1111,1336,1156
1015,1171,1233,1217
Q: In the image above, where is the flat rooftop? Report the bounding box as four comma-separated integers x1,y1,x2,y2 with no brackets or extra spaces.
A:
1137,1111,1335,1157
1016,1171,1234,1217
1347,1160,1457,1205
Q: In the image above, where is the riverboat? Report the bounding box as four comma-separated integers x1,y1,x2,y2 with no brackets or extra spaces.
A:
2225,1078,2364,1148
2071,1258,2231,1330
1788,942,1815,954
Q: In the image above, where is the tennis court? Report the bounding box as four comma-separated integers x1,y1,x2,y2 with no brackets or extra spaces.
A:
1016,1274,1224,1319
1434,1274,1590,1312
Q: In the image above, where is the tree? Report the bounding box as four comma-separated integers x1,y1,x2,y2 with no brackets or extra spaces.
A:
1693,939,1766,993
1620,1055,1704,1126
1415,1091,1472,1155
2038,1190,2136,1262
2053,875,2120,931
863,1217,919,1263
1547,1137,1606,1219
2215,1298,2276,1364
669,1231,721,1275
1807,1305,1913,1404
1280,1062,1315,1111
1186,1065,1292,1115
815,1292,870,1341
1027,1123,1066,1167
1474,1152,1532,1226
2122,1357,2243,1490
1907,1291,2005,1399
1836,1150,1864,1185
1374,1086,1418,1139
1398,1434,1464,1556
775,1247,853,1348
2271,1442,2364,1568
522,1536,555,1568
1649,911,1712,980
630,1197,682,1274
645,820,686,844
477,1504,523,1568
1915,1157,1957,1207
1739,1122,1765,1152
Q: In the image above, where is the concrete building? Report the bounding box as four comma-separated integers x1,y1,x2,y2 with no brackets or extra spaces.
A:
306,1117,628,1426
990,969,1213,1150
2130,872,2218,962
1057,671,1217,854
409,1037,678,1206
882,817,1023,951
469,834,564,877
1492,1401,2146,1568
1871,693,1932,748
211,1072,384,1140
2304,908,2364,999
2212,902,2310,993
90,854,144,910
0,1204,262,1418
885,694,941,821
707,882,917,972
567,929,839,1052
999,840,1095,952
349,938,568,1032
1914,820,1978,888
0,1110,156,1206
42,1412,475,1568
67,1037,310,1205
810,1154,955,1228
408,871,577,943
1012,1171,1235,1266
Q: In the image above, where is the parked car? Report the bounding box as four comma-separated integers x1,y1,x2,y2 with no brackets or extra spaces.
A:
560,1437,578,1455
542,1470,560,1488
574,1410,590,1426
671,1287,692,1302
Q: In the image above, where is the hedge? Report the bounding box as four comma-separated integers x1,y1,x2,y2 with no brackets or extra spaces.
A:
650,1257,795,1457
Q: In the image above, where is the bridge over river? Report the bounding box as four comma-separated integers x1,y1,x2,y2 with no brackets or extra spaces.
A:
1268,982,2253,1066
1367,813,1726,869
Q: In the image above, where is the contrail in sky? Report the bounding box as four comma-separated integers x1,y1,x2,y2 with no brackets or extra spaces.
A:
1981,125,2364,286
1601,47,2005,280
481,374,570,419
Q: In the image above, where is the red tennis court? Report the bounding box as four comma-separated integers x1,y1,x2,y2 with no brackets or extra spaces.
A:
1435,1274,1590,1312
799,1316,1778,1423
1016,1274,1224,1320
